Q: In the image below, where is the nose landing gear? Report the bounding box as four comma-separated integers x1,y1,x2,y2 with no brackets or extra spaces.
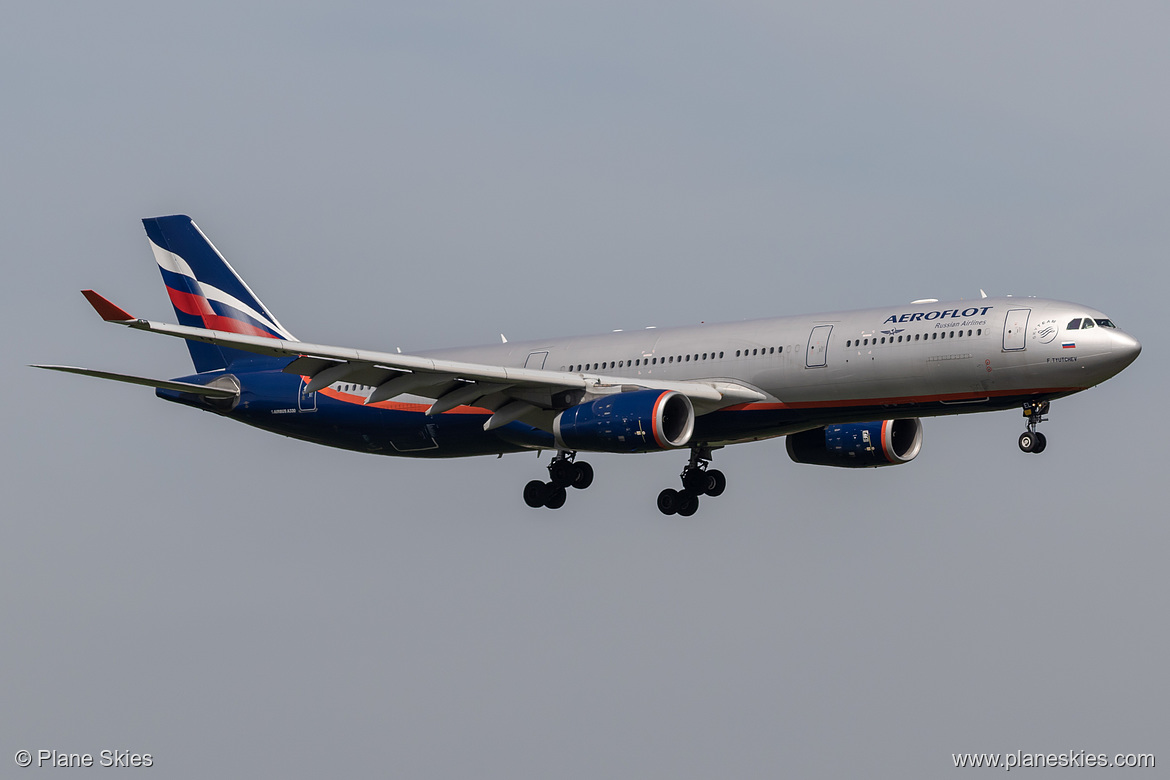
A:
657,445,726,516
1018,400,1050,453
523,451,594,509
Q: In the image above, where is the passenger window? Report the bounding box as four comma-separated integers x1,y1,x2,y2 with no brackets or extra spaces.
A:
778,346,783,353
956,330,962,338
719,352,724,358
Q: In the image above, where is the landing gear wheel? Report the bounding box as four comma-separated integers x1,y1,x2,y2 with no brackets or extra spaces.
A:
571,461,594,490
1019,401,1051,454
705,469,726,497
682,468,710,493
676,491,700,517
524,480,549,508
548,459,576,488
657,488,680,516
544,485,567,509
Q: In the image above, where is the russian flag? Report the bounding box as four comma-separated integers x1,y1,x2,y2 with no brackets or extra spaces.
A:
1062,342,1076,349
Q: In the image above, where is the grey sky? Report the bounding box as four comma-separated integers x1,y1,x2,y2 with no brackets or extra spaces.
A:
3,2,1166,777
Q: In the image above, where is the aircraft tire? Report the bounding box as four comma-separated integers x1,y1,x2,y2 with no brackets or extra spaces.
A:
657,488,680,515
1033,432,1047,453
549,459,576,488
705,469,726,497
571,461,594,490
524,480,549,508
1018,432,1036,453
682,468,709,493
676,491,699,517
544,485,567,509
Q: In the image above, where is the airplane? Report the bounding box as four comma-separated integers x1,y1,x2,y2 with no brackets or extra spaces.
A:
35,215,1141,516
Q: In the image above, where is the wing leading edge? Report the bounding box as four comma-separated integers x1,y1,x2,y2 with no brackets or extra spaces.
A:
78,291,765,429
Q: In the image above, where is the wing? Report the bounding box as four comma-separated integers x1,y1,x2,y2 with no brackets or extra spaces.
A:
80,291,766,430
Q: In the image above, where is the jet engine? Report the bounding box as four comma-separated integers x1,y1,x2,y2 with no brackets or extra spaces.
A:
554,389,694,453
786,418,923,468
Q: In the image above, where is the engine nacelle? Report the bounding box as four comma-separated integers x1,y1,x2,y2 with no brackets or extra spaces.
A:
554,389,694,453
786,418,923,468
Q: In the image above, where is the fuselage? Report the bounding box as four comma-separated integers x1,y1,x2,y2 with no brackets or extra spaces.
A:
169,296,1141,458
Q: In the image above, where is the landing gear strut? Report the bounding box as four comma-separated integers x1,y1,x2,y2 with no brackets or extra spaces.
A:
1018,400,1050,454
523,451,594,509
657,445,726,516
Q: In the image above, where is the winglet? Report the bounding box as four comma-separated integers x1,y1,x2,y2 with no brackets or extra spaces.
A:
81,290,135,322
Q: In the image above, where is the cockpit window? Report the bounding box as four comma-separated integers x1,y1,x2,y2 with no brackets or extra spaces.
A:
1082,317,1095,329
1067,318,1081,329
1094,318,1116,328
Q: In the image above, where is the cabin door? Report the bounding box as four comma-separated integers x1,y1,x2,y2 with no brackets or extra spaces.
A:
1002,309,1030,351
805,325,833,368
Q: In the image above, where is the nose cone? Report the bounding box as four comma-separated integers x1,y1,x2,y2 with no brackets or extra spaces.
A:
1112,331,1142,369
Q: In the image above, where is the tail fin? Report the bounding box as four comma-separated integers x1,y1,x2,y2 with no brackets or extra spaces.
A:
143,215,296,372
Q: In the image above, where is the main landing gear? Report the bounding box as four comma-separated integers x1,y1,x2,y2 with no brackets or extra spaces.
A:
657,446,726,517
1018,400,1050,454
523,451,594,510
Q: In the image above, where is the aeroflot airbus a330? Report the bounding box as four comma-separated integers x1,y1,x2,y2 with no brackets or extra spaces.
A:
37,215,1141,516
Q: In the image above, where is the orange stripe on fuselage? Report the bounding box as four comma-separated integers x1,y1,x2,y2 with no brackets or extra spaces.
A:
306,380,491,415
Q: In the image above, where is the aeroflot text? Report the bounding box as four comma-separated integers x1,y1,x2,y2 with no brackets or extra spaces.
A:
883,307,993,324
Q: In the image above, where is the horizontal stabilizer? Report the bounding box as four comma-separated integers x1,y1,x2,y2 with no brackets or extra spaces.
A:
30,365,238,398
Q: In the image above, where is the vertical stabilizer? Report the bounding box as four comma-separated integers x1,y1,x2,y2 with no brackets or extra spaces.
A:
143,215,296,372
